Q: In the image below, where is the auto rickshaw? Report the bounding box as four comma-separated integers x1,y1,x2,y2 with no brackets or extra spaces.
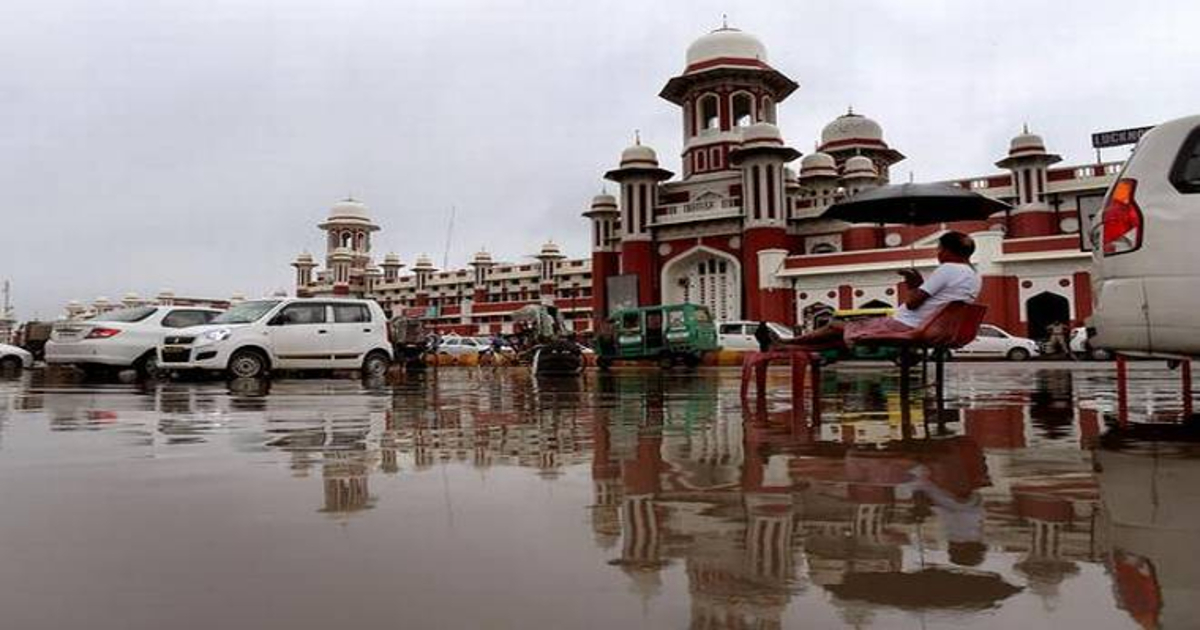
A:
597,303,718,369
817,307,903,364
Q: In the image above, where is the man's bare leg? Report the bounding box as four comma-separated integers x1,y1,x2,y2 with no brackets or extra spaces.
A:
784,323,848,349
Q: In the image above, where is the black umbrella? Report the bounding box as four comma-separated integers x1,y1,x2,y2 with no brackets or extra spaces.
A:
826,567,1023,610
822,182,1011,226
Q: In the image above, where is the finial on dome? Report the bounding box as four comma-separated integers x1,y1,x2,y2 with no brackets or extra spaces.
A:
634,129,641,145
847,105,855,115
722,13,728,29
1023,122,1030,134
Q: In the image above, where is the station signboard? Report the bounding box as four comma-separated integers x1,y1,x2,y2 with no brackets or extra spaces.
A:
1091,126,1154,149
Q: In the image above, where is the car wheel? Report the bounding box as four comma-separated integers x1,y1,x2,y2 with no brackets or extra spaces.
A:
228,349,268,379
1007,347,1031,361
362,351,391,378
135,352,161,379
0,356,21,373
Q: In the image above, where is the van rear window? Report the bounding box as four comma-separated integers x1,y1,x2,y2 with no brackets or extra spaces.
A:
1170,127,1200,193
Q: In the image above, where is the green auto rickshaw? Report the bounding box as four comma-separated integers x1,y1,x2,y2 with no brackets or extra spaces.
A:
597,303,718,369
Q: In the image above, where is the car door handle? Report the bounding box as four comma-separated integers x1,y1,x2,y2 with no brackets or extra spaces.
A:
363,328,372,333
317,330,328,334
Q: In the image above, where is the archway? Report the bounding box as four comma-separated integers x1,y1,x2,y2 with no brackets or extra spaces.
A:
1025,291,1070,340
860,299,892,310
661,247,742,322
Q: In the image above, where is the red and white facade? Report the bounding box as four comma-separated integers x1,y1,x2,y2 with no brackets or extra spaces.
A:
292,199,594,335
585,27,1119,339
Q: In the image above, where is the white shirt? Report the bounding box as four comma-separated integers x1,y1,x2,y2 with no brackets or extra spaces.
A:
893,262,981,328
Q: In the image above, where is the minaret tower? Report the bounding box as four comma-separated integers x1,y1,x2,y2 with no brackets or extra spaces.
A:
380,253,404,284
729,122,800,322
583,191,620,323
292,252,317,297
318,197,380,296
469,250,495,303
839,156,884,251
536,241,566,304
411,254,436,308
996,126,1062,238
604,137,673,307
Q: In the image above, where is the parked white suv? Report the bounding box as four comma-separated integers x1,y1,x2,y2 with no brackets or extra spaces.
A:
1091,114,1200,357
718,321,795,351
157,298,393,379
46,305,223,376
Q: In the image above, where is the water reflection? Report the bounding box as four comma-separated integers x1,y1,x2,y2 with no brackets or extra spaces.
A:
0,364,1197,628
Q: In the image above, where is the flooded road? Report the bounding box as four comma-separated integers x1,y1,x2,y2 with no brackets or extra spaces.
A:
0,363,1196,629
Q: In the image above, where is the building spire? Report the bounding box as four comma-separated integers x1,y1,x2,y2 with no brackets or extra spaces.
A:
722,13,728,29
1022,122,1030,134
634,129,641,145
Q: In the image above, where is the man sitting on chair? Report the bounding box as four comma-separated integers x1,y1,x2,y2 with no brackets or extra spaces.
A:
786,231,981,349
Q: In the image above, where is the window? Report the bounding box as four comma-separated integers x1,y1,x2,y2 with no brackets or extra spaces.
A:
810,243,837,254
698,94,719,130
1170,126,1200,193
276,303,326,325
732,92,754,127
162,310,218,329
719,323,744,335
621,312,640,330
761,96,776,123
212,300,280,324
333,304,370,323
90,306,157,322
667,311,685,329
979,326,1005,338
340,232,352,248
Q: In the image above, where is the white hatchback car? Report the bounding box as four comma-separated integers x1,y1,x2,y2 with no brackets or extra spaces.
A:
157,298,393,379
436,335,489,358
954,324,1040,361
718,321,795,351
45,305,223,376
0,343,33,372
1091,114,1200,357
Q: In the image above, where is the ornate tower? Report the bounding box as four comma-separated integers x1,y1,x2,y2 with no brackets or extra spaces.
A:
839,156,884,251
318,198,380,296
292,252,317,297
604,141,673,307
469,250,495,303
729,122,800,322
996,127,1062,238
380,253,403,284
583,192,620,322
411,254,436,308
536,241,566,304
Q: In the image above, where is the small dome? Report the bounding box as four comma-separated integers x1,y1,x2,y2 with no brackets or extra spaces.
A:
471,250,494,265
230,292,246,300
821,111,884,147
328,198,370,220
685,27,768,70
382,253,402,266
741,122,783,144
95,296,110,304
413,254,435,271
67,299,82,307
590,192,618,209
842,155,878,179
784,167,799,185
295,252,313,263
799,151,838,178
997,126,1061,167
365,265,382,276
538,241,565,258
122,292,140,301
620,143,659,168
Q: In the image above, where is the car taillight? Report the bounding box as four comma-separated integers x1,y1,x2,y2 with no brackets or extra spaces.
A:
1101,178,1143,256
85,327,122,339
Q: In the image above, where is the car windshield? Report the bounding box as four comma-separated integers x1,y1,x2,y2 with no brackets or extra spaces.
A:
211,300,281,324
767,323,794,338
90,306,157,323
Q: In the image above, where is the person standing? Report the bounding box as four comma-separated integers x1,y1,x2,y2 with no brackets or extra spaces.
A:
1046,321,1074,360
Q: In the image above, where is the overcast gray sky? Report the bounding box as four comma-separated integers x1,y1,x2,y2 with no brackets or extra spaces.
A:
3,0,1198,319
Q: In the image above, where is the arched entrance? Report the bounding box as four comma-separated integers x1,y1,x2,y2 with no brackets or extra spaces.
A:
860,299,892,310
661,247,742,321
1025,291,1070,340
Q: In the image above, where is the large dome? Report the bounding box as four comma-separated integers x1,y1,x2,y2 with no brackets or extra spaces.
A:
620,143,660,168
820,112,884,147
685,27,767,70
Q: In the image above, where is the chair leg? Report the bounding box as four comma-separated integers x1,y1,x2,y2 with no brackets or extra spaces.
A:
1116,355,1129,428
810,358,822,425
900,359,913,439
755,358,769,404
1183,360,1193,420
935,350,946,418
791,354,806,413
740,354,754,400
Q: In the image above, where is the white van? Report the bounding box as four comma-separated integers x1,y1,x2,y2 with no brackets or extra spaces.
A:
1091,114,1200,357
158,298,393,379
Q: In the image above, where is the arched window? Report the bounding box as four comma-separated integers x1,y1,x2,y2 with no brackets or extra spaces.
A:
761,96,776,123
810,242,838,254
698,94,719,131
341,231,352,248
356,232,366,251
732,92,754,127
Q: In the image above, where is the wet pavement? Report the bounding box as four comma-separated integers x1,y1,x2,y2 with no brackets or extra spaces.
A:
0,363,1196,629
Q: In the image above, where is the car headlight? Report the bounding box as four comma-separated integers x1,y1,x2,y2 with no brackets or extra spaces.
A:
204,328,232,342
